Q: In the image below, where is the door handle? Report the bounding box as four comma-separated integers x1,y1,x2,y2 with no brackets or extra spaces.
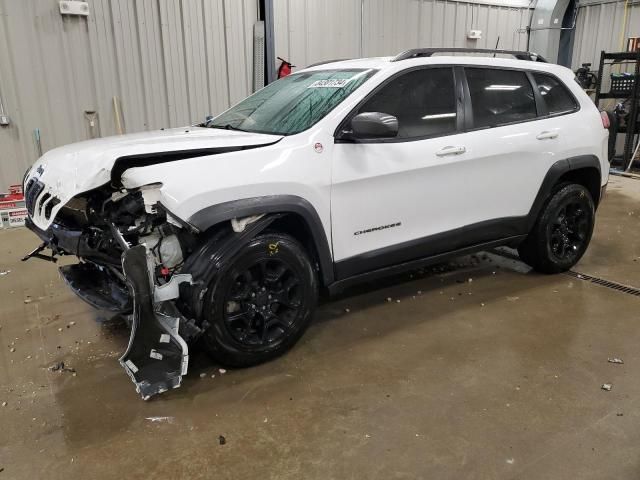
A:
436,145,466,157
536,131,559,140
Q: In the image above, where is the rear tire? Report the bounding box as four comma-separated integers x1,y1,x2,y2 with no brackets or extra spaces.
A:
518,183,595,273
201,233,318,368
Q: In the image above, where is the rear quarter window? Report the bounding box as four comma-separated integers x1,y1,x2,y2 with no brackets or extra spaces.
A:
533,73,579,115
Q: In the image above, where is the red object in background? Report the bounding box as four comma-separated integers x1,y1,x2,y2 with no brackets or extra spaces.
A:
1,184,24,202
277,57,295,79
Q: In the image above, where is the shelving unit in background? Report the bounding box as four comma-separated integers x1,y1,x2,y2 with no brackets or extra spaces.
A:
594,50,640,172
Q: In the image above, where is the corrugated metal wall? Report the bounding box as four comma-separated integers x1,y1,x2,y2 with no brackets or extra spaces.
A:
0,0,258,190
274,0,531,68
572,0,640,70
12,0,630,191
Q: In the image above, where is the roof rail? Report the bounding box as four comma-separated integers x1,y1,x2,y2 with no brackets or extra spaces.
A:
391,48,548,63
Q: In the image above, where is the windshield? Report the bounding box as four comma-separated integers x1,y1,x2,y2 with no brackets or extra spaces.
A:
207,68,376,135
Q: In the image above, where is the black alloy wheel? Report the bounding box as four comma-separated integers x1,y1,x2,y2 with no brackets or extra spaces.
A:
223,257,303,347
518,183,595,274
549,200,591,264
202,233,318,367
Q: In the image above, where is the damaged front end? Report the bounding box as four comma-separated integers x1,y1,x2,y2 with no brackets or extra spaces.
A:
24,181,202,399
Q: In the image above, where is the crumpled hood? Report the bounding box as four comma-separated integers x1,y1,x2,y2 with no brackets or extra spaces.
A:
24,127,282,230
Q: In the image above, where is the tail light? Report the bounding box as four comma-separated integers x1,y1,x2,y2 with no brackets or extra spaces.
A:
600,111,610,129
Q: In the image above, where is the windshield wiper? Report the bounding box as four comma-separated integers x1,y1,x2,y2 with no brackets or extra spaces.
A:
207,123,246,132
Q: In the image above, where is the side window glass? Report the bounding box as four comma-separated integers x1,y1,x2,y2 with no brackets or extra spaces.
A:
356,68,457,139
533,73,578,115
465,68,536,128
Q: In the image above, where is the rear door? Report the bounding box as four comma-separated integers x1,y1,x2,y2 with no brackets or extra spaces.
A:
452,67,553,225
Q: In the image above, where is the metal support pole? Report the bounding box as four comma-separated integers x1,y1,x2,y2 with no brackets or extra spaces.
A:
263,0,276,84
624,51,640,171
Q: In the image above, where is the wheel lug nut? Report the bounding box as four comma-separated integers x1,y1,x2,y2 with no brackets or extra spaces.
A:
262,306,266,310
268,295,272,299
262,287,266,292
251,292,256,297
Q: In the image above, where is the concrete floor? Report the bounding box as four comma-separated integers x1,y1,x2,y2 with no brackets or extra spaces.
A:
1,176,639,479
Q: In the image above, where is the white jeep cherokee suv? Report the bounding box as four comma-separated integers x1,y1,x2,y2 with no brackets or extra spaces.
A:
23,48,609,398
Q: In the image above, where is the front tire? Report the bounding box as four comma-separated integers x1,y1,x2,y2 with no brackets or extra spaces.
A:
518,183,595,273
202,233,318,367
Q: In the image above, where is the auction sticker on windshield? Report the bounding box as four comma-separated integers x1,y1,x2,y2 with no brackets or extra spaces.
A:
308,79,350,88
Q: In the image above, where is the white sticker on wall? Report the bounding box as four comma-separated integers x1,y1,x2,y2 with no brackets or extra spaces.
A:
537,18,544,25
8,209,27,227
553,18,559,24
308,79,349,88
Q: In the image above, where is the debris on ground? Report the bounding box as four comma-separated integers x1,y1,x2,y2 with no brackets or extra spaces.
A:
601,383,613,391
23,297,32,304
617,412,624,416
0,269,10,276
145,416,174,423
396,299,401,303
219,368,227,374
48,361,76,374
9,348,15,353
344,308,350,313
386,297,392,302
1,402,6,407
608,357,624,364
199,373,207,378
218,435,226,445
506,296,520,302
506,458,515,465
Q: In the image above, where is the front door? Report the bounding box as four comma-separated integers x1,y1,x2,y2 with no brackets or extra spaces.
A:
331,66,467,277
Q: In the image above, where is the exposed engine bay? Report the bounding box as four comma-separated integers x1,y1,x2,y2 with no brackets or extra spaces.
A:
22,180,235,399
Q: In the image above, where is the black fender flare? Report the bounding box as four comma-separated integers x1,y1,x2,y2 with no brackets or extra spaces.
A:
525,155,602,231
187,195,334,287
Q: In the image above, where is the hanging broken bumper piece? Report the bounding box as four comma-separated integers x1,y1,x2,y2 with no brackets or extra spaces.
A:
119,245,189,400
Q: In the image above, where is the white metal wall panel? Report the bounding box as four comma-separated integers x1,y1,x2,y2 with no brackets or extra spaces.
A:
273,0,362,68
274,0,531,68
572,1,640,70
0,0,258,190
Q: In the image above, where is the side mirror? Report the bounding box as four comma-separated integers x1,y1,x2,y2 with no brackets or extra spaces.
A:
350,112,398,139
